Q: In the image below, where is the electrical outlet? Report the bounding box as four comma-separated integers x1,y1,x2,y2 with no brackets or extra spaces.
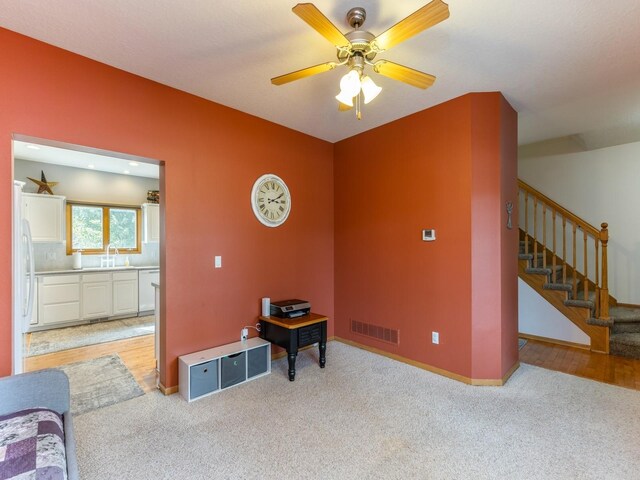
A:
432,331,439,344
214,256,222,268
241,328,248,341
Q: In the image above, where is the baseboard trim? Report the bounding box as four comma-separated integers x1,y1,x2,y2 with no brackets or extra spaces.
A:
615,302,640,310
159,382,178,396
334,337,518,386
519,332,590,350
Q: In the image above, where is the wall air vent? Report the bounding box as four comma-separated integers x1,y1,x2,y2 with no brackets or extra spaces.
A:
351,320,399,345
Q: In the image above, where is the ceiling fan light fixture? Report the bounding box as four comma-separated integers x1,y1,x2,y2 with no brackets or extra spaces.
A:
339,69,362,98
360,75,382,104
335,89,354,107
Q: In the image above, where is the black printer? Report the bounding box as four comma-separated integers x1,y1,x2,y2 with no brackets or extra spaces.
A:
270,299,311,318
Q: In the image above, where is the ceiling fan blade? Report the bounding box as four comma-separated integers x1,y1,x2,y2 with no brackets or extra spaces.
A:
372,0,450,52
271,62,336,86
338,102,353,111
293,3,350,47
373,61,436,89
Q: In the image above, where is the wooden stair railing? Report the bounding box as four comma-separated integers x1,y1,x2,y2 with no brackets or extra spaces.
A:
518,180,610,323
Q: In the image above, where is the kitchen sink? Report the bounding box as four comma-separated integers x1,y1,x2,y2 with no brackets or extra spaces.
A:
82,266,137,271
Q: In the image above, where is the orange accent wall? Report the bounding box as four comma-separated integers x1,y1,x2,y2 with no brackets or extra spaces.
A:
0,28,334,386
0,28,518,386
334,93,518,380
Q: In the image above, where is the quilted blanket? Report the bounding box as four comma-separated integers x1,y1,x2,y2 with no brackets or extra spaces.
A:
0,408,67,480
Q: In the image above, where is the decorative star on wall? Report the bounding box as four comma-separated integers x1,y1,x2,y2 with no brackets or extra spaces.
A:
27,170,59,195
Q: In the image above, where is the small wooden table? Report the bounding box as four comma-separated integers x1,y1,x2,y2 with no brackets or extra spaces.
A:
259,313,327,381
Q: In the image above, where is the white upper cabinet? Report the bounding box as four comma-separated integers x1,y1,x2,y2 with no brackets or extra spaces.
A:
142,203,160,243
22,193,65,243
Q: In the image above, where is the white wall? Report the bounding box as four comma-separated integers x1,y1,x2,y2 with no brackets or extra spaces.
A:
15,159,158,205
518,279,590,345
519,140,640,305
15,159,160,270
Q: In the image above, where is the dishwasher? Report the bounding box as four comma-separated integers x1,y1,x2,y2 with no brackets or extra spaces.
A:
138,269,159,314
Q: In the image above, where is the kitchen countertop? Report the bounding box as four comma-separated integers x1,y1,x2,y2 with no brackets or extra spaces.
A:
36,265,160,275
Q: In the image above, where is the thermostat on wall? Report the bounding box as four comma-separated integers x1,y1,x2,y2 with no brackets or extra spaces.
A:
422,229,436,241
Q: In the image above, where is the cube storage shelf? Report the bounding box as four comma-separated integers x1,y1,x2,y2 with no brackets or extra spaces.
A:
179,337,271,402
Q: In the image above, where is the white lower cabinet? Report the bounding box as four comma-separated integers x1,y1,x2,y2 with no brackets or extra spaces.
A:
35,269,140,330
38,275,81,326
112,271,139,316
81,273,112,319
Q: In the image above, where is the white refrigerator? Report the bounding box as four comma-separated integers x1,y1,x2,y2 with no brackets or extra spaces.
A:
12,180,35,374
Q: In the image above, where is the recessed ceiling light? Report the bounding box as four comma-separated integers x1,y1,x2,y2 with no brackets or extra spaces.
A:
124,170,130,174
26,145,40,150
87,164,95,169
128,161,139,167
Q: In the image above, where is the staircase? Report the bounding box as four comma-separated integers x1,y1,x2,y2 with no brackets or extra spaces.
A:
518,180,640,359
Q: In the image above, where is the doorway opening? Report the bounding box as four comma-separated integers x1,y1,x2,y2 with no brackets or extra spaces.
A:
12,135,164,410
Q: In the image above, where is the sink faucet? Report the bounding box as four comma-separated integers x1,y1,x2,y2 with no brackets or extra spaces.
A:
102,243,119,268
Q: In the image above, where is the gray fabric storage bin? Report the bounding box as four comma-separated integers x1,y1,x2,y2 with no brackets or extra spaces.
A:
248,344,269,378
221,351,246,389
190,359,219,398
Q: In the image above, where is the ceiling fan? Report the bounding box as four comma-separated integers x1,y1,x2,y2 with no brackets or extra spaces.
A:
271,1,450,119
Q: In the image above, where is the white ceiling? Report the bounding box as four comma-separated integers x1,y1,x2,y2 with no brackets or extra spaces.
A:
1,1,640,145
13,140,159,179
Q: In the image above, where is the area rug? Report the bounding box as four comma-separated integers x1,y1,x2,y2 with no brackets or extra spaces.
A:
27,316,155,357
519,338,528,349
56,354,144,415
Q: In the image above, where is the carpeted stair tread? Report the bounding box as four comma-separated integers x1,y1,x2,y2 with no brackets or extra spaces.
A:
610,333,640,347
586,317,614,327
610,333,640,359
564,298,594,309
543,282,573,292
525,267,557,276
609,306,640,322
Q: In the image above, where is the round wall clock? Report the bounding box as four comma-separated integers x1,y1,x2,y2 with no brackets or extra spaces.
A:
251,174,291,227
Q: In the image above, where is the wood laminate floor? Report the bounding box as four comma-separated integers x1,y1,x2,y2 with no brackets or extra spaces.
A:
25,334,158,393
519,338,640,390
24,333,640,395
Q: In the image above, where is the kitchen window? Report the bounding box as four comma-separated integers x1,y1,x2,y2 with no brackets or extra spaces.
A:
66,202,142,254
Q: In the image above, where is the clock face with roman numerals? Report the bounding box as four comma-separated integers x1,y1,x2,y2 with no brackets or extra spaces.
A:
251,174,291,227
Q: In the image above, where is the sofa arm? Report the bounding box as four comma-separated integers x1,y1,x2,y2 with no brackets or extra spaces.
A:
0,369,70,416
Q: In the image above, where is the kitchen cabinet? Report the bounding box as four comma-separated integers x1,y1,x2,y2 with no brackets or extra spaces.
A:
142,203,160,243
22,193,65,243
112,271,139,316
81,273,112,319
138,269,159,313
37,275,81,326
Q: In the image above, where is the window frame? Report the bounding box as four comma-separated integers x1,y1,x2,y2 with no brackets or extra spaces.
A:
66,201,142,255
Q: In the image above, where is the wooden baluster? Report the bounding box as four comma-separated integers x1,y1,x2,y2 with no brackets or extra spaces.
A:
533,197,538,266
552,211,557,283
562,217,567,284
524,192,529,254
595,238,600,317
583,231,588,301
572,224,577,299
542,205,547,269
599,223,610,320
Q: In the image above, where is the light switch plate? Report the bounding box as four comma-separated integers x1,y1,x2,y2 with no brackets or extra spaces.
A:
214,256,222,268
432,331,439,344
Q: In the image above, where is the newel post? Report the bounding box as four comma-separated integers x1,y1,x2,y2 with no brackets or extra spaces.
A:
599,223,610,320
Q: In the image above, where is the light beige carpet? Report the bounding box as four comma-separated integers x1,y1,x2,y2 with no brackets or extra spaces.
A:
28,316,155,357
57,354,144,415
74,342,640,479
